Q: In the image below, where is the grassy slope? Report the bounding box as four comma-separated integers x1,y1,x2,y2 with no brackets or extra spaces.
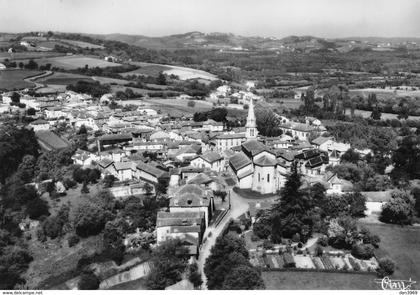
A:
0,69,41,90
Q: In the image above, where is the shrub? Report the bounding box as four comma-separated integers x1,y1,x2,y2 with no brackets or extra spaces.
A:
26,197,50,220
68,234,80,247
351,244,374,260
318,235,328,246
63,178,77,189
291,233,301,243
250,234,259,242
37,228,47,242
376,257,395,278
42,216,63,239
263,239,274,250
78,271,100,290
297,242,303,248
315,246,323,257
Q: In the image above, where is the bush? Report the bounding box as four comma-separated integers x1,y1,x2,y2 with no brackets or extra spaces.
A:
250,234,260,242
26,197,50,220
68,234,80,247
297,242,303,249
63,178,77,189
315,246,323,257
262,240,274,250
376,257,395,277
42,216,63,239
318,235,328,246
291,233,301,243
351,244,374,260
78,271,100,290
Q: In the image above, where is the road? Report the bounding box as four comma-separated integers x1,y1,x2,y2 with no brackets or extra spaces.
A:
196,189,251,290
24,70,53,89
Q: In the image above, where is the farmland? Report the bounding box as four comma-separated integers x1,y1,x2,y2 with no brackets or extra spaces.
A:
31,55,121,70
0,69,42,90
59,39,104,49
36,72,95,85
0,51,65,61
262,271,378,290
122,62,172,77
123,61,217,81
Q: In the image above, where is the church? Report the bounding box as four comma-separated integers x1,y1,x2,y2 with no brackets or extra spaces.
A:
228,99,287,194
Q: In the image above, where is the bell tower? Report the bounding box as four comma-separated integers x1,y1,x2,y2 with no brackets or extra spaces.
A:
245,98,258,140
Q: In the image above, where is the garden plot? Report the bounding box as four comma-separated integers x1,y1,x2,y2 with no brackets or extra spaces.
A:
329,256,346,269
312,257,325,269
294,255,316,269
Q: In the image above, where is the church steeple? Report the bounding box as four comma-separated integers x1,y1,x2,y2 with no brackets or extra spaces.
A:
245,98,258,139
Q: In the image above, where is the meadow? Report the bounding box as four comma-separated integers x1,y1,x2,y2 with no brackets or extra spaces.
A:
0,69,41,90
37,72,95,85
33,55,121,70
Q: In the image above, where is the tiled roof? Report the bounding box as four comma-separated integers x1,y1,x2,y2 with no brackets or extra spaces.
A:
254,155,277,166
170,184,211,207
312,136,333,145
136,162,167,178
156,211,204,227
200,151,223,163
216,133,246,139
229,152,252,171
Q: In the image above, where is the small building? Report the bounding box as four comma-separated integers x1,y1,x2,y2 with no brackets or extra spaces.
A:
35,130,71,152
190,151,224,172
29,119,50,131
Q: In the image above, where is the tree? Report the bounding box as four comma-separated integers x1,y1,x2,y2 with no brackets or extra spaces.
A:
351,244,374,260
204,234,256,290
26,197,50,220
376,257,395,277
78,271,100,290
391,135,420,182
0,122,39,184
16,155,36,183
157,72,166,85
187,100,196,108
42,216,63,239
188,262,203,288
380,190,415,225
271,162,313,242
347,192,367,218
255,109,282,137
222,265,264,290
103,220,125,265
156,178,169,196
301,87,316,115
11,92,20,103
26,107,36,116
144,182,153,196
370,105,382,120
25,59,38,70
103,174,116,188
411,187,420,216
73,203,109,237
145,239,188,290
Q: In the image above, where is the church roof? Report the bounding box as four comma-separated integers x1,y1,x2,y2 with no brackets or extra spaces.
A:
254,155,277,166
242,139,267,156
229,152,252,171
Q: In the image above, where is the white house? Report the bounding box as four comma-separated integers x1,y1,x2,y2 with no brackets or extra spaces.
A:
190,151,224,172
29,119,50,131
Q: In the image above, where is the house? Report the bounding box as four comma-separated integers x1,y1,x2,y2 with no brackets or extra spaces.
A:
279,121,318,141
180,166,204,181
169,184,215,226
156,211,206,255
175,145,201,162
108,161,138,181
312,136,335,151
190,151,224,172
214,133,246,151
29,119,50,131
135,161,168,184
296,149,329,176
323,172,353,195
71,149,97,167
202,119,224,132
35,131,71,152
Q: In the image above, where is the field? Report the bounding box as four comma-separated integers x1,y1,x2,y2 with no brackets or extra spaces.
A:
36,72,95,85
147,98,213,114
124,62,217,81
362,223,420,286
0,69,41,90
92,76,130,85
350,88,420,99
345,109,420,121
163,65,217,81
59,39,104,49
0,51,64,61
122,62,172,77
31,55,121,70
262,271,378,290
108,278,147,290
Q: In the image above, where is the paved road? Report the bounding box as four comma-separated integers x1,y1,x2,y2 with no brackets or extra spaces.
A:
197,189,251,289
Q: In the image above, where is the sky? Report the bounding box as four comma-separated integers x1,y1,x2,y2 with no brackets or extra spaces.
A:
1,0,420,38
